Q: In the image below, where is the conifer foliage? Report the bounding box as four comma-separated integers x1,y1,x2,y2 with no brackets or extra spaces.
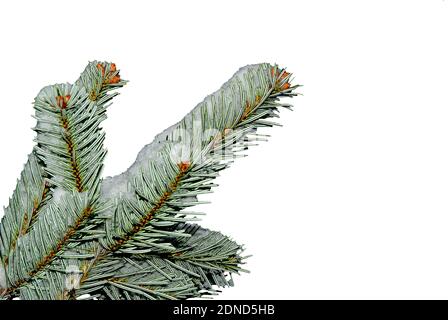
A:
0,61,299,300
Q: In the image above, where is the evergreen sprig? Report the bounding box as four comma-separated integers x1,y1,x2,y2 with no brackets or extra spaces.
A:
0,62,299,299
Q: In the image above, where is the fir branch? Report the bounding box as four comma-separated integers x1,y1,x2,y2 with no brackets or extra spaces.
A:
3,191,104,296
0,61,126,298
71,63,297,299
0,61,125,272
33,61,126,192
0,153,50,268
99,63,298,255
0,62,298,300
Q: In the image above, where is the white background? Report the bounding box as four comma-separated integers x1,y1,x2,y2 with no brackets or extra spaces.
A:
0,0,448,299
